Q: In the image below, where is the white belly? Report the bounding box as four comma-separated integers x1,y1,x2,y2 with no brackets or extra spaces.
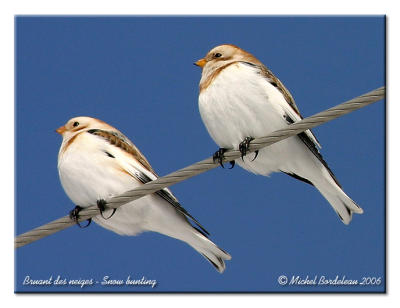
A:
57,137,152,235
198,63,314,176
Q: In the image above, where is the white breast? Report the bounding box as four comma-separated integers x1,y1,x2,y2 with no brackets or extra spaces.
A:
57,133,157,235
199,62,289,148
198,62,313,176
57,133,135,207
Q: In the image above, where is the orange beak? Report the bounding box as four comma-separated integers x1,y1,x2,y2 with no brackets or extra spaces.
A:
56,125,66,135
194,58,207,68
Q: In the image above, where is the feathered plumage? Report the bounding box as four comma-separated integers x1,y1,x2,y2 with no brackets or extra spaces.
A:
57,116,231,272
195,44,363,224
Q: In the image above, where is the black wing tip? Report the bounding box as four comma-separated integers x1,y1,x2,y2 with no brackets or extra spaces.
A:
103,150,115,158
134,169,210,237
184,212,210,237
87,128,99,134
284,112,342,189
193,226,210,238
282,171,314,186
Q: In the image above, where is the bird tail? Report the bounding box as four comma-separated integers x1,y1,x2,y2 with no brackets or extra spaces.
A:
313,168,363,224
187,232,232,273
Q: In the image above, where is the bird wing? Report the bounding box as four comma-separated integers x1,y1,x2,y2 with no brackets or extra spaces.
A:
86,128,210,237
240,61,321,149
130,170,210,237
238,61,342,186
87,128,158,175
282,112,342,188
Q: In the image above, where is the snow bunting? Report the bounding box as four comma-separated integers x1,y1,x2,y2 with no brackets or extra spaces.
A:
56,116,231,272
195,44,363,224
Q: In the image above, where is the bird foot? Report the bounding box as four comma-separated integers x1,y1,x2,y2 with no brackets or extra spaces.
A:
239,137,258,161
69,205,92,228
97,199,116,220
213,148,235,169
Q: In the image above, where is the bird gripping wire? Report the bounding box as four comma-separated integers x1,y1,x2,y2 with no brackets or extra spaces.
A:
15,86,385,249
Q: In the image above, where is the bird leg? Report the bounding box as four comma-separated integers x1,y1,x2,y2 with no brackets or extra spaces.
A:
239,137,258,161
213,148,235,169
97,199,117,220
69,205,92,228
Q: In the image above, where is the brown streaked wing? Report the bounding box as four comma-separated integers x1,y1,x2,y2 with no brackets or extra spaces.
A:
87,129,157,176
258,64,302,117
248,62,321,147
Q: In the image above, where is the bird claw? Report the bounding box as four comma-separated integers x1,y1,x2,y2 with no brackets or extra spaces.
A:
213,148,226,168
239,137,258,161
212,148,235,169
251,150,259,162
97,199,116,220
69,205,92,228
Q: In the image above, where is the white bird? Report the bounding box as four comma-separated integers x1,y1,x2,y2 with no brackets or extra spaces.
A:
56,116,231,272
195,44,363,224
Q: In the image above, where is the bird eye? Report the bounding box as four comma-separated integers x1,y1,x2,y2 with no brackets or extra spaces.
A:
73,121,79,127
214,53,222,58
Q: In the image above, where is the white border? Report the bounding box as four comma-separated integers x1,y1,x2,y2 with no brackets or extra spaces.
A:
3,1,397,307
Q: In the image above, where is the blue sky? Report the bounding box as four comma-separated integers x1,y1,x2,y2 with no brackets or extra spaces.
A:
15,16,385,292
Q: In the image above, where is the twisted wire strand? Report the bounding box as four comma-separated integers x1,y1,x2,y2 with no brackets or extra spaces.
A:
15,87,385,248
